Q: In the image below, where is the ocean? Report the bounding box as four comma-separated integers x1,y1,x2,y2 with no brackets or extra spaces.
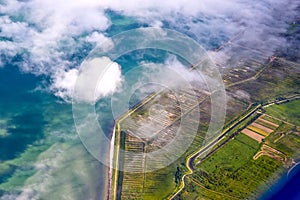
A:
0,63,108,199
259,161,300,200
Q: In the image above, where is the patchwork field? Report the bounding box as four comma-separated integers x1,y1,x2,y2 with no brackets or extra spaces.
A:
256,117,279,130
264,99,300,159
177,99,300,200
179,156,283,200
111,32,300,199
265,99,300,126
242,128,265,142
113,80,212,199
241,115,278,142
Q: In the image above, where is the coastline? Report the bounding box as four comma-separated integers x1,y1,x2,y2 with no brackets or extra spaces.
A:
287,160,300,178
107,122,116,200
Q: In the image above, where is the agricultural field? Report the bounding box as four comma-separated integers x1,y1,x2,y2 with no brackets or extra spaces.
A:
114,82,212,199
177,100,300,200
226,57,300,104
265,99,300,126
263,99,300,159
178,156,283,200
196,133,260,174
112,33,300,199
241,128,265,142
240,115,278,143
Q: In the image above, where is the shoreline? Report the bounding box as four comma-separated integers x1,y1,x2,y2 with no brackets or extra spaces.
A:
106,92,160,200
106,122,116,200
287,161,300,178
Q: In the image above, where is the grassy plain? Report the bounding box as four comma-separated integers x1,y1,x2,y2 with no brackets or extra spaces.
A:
265,124,300,158
178,100,300,199
199,133,259,174
180,133,284,199
265,99,300,126
179,156,283,200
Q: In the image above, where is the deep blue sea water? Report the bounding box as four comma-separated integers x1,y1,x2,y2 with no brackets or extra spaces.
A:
260,162,300,200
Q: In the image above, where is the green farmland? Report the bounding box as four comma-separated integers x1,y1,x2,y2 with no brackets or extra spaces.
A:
177,100,300,200
265,99,300,126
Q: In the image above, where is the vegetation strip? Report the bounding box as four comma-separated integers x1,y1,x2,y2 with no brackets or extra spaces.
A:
171,95,300,199
187,177,242,200
169,104,262,199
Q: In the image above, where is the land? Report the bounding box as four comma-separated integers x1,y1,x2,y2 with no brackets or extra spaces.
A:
177,98,300,200
108,23,300,199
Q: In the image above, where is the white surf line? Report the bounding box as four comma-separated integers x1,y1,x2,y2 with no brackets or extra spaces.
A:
287,161,300,178
110,124,116,172
107,123,116,200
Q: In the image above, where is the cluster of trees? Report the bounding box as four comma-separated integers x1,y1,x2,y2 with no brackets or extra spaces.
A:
175,167,182,184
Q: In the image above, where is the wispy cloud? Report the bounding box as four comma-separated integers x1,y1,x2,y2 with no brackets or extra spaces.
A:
0,0,110,82
0,0,298,101
1,143,106,200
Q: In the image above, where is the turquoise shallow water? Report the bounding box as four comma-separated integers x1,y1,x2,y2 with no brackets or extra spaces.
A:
0,65,108,199
0,65,43,161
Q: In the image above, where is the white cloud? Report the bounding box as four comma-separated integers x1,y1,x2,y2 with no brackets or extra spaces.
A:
0,0,116,102
95,58,123,99
135,55,204,90
0,0,110,76
99,0,297,54
52,68,79,101
54,57,122,103
85,31,114,51
0,0,298,103
6,142,105,200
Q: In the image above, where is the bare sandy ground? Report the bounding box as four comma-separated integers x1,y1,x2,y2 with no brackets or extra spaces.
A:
251,122,274,133
257,117,279,128
242,128,265,142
